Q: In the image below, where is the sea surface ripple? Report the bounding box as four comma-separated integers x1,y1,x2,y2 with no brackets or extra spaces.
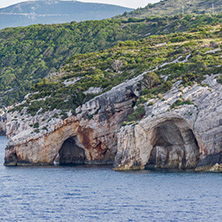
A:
0,136,222,221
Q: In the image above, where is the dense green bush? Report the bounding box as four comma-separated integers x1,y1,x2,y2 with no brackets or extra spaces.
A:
33,123,39,128
143,72,160,88
126,105,146,122
142,81,173,98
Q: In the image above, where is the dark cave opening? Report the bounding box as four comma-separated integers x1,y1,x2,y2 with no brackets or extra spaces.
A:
58,137,86,165
146,120,200,170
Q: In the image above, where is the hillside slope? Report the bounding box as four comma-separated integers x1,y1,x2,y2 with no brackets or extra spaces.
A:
12,25,222,117
1,14,222,107
0,0,132,30
122,0,222,18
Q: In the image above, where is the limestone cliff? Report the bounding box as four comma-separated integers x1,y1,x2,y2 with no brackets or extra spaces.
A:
0,109,6,136
4,73,222,172
5,75,141,166
114,75,222,171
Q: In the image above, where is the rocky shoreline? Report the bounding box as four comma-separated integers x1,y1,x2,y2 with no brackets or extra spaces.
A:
4,75,222,172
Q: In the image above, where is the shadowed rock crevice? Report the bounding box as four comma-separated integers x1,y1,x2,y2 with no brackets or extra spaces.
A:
57,137,86,165
198,152,222,167
146,120,200,170
4,148,17,166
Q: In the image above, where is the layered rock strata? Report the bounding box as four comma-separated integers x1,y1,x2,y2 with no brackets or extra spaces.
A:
114,75,222,171
4,74,222,172
5,76,141,166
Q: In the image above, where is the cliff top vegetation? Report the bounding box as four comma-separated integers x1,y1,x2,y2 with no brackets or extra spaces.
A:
12,25,222,118
1,13,222,107
121,0,222,18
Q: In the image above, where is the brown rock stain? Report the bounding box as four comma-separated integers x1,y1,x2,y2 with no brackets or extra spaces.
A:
78,127,94,151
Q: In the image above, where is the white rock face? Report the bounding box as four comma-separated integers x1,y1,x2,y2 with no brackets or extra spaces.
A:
0,109,8,135
205,48,221,54
4,71,222,171
5,73,142,166
63,77,81,87
83,87,103,95
114,75,222,171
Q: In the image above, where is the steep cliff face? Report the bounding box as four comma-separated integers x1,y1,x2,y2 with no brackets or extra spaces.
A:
0,110,6,136
114,75,222,171
4,73,222,171
5,75,141,166
0,119,6,135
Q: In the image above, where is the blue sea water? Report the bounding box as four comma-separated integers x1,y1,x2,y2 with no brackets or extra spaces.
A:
0,136,222,222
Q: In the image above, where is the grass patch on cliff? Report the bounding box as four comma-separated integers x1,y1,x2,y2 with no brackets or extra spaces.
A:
170,99,193,109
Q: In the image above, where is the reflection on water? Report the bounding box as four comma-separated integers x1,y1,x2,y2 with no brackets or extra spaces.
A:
0,136,222,222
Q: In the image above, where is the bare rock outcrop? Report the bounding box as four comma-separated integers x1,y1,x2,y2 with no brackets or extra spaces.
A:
0,109,7,135
4,73,222,172
5,75,141,166
114,75,222,171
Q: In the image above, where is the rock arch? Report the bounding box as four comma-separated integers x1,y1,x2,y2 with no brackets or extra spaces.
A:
54,136,87,165
146,118,200,170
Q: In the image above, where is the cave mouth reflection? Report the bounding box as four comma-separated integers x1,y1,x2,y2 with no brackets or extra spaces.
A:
146,119,200,170
58,137,86,165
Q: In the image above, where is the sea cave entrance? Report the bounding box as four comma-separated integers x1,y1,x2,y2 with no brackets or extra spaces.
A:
58,137,86,165
146,119,200,170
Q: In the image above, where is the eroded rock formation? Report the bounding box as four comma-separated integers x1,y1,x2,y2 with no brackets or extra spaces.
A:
5,75,141,166
4,74,222,172
114,75,222,171
56,137,87,165
146,119,199,169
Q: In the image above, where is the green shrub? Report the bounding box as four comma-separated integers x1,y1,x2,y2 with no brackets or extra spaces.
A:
61,112,68,120
34,129,40,133
42,126,48,131
142,81,172,98
217,75,222,84
126,105,146,122
143,72,160,88
33,123,39,128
